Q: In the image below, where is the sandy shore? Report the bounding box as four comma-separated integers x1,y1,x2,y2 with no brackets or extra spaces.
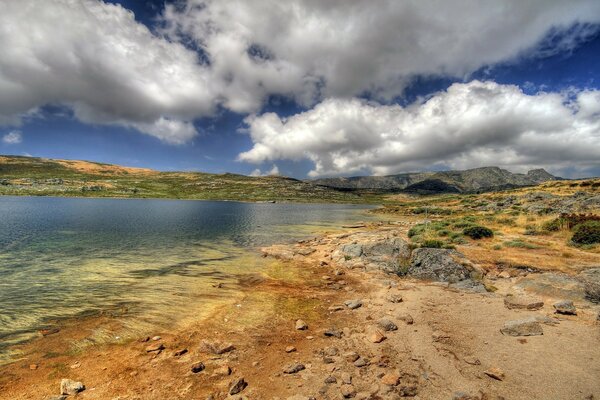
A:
1,221,599,400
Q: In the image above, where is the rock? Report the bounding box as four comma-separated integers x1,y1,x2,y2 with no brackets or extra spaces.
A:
173,348,188,357
152,335,161,341
344,351,360,362
229,377,248,395
191,362,206,373
504,295,544,310
397,313,414,325
498,271,511,279
212,365,232,377
324,329,343,338
285,346,297,353
29,364,38,370
353,357,369,367
386,293,403,303
145,343,165,353
341,372,353,384
200,340,235,355
407,248,473,283
463,356,481,365
341,384,357,398
47,396,68,400
377,318,398,332
324,346,339,356
324,375,337,384
453,392,476,400
60,379,85,395
342,243,363,258
295,248,316,256
39,328,60,336
323,357,335,364
449,279,488,293
579,268,600,303
295,319,309,330
344,299,363,310
553,300,577,315
381,372,401,386
328,305,345,312
484,367,505,381
367,328,386,343
500,319,544,336
283,363,305,374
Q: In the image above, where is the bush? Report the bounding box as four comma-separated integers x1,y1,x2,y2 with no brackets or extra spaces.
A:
463,226,494,239
421,239,444,248
544,213,600,232
571,221,600,245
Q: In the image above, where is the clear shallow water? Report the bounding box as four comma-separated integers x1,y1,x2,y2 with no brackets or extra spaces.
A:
0,196,375,361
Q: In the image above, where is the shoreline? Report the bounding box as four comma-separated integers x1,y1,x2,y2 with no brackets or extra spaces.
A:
1,220,599,399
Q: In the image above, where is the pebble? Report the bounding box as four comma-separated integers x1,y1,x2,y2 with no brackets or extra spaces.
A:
324,346,339,356
367,328,386,343
341,372,352,384
283,363,306,374
285,346,297,353
191,362,206,373
381,372,401,386
484,367,505,381
344,299,363,310
324,329,343,338
173,348,188,357
145,343,165,353
229,377,248,395
295,319,309,330
377,318,398,332
397,313,414,325
386,294,403,303
212,365,232,377
341,384,357,398
60,379,85,395
353,357,368,367
152,336,161,341
200,340,235,355
29,364,38,370
553,300,577,315
324,375,337,384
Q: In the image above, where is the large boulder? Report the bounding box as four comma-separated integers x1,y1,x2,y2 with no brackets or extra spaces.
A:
579,268,600,303
407,248,474,283
340,235,411,273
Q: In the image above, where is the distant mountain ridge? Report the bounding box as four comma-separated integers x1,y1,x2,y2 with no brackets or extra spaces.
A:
312,166,560,193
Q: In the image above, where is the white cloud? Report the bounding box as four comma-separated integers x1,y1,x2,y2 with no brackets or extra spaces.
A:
239,81,600,177
249,164,280,177
2,131,22,144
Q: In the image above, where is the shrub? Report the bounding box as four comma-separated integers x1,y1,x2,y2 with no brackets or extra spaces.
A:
503,240,540,249
421,239,444,248
463,226,494,239
408,224,426,238
571,221,600,245
544,213,600,232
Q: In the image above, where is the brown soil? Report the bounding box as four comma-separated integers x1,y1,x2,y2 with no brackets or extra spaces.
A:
1,225,599,400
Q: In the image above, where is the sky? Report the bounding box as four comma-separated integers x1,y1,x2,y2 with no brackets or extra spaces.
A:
0,1,600,179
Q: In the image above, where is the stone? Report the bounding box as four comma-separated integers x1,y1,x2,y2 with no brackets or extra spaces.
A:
145,343,165,353
381,372,401,386
324,375,337,384
29,364,38,370
341,243,363,258
152,335,161,341
453,392,476,400
353,358,368,367
377,318,398,332
324,346,339,356
283,363,305,374
344,351,360,362
60,379,85,395
397,313,414,325
295,319,309,330
484,367,505,381
200,340,235,355
212,365,232,377
367,328,386,343
344,299,363,310
323,357,335,364
553,300,577,315
341,372,352,384
328,305,345,312
191,362,206,373
324,329,343,338
386,293,403,303
463,356,481,365
341,384,357,398
173,348,188,357
407,248,473,283
47,397,68,400
503,295,544,310
500,319,543,336
285,346,297,353
229,377,248,395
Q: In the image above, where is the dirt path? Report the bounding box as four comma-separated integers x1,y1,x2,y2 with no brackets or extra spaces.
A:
1,224,599,400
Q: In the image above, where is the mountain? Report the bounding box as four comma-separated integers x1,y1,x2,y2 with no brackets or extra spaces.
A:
313,166,559,194
0,155,371,203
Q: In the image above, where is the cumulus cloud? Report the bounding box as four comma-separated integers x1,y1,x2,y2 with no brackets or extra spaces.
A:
163,0,600,103
249,164,280,177
2,131,22,145
239,81,600,177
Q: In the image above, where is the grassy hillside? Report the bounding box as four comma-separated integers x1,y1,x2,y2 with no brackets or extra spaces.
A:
0,155,380,203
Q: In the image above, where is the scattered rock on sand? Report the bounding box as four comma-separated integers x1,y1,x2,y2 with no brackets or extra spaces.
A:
145,343,165,353
503,295,544,310
353,357,368,367
191,362,205,373
60,379,85,395
295,319,308,330
341,372,352,384
386,293,403,303
367,328,386,343
397,313,414,325
200,340,235,354
377,318,398,331
285,346,297,353
341,384,357,398
484,367,505,381
229,377,248,395
324,375,337,384
173,348,188,357
344,299,363,309
47,396,67,400
381,372,401,386
344,351,360,362
283,363,305,374
212,365,232,377
500,319,544,336
324,346,338,356
324,329,343,338
553,300,577,315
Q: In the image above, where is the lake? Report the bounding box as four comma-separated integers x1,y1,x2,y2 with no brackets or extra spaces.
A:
0,196,376,362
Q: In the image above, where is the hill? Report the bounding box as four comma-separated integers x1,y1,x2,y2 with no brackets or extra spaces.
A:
0,155,372,203
313,166,560,194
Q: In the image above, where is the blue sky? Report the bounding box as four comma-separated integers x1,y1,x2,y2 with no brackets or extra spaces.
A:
1,1,600,178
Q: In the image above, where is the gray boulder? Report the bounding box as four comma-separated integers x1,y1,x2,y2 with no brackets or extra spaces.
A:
500,318,543,336
341,236,411,273
407,248,473,283
579,268,600,303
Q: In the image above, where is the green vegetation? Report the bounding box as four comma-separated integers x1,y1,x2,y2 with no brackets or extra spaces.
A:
463,226,494,239
571,221,600,245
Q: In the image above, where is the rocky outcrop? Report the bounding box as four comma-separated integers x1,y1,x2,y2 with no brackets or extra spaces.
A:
406,248,476,283
336,234,411,273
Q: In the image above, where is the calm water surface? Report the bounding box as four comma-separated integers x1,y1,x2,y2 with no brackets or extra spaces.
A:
0,196,376,361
